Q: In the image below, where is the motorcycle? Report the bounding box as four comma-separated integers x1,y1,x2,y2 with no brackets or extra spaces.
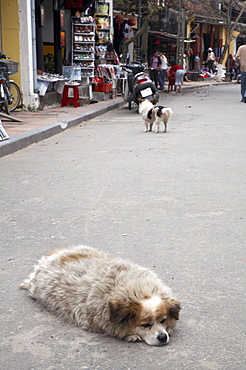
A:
121,61,159,110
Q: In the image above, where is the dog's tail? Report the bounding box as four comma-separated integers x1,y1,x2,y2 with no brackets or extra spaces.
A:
163,107,173,119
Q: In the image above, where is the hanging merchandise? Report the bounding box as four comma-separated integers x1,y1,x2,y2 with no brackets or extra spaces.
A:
95,64,115,79
123,23,134,40
105,43,119,64
115,14,124,24
93,64,116,92
113,16,126,56
128,18,136,26
95,2,111,45
95,2,109,16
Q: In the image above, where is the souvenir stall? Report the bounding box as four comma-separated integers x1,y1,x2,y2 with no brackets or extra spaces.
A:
63,12,96,103
63,1,117,103
34,0,113,107
92,2,117,100
92,7,137,100
36,1,134,107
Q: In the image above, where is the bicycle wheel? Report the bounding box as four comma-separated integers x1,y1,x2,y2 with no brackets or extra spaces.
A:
0,84,10,115
8,81,21,112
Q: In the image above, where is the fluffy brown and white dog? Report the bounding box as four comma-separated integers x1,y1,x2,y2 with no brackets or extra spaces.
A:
20,245,181,346
154,106,173,133
138,99,156,132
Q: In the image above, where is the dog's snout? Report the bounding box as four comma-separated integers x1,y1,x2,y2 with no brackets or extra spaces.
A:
157,333,168,343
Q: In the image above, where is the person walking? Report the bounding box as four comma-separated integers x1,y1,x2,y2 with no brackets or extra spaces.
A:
149,51,161,88
236,42,246,103
206,47,215,73
158,52,168,90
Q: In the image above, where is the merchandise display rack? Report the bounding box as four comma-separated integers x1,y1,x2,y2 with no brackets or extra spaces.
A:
72,16,95,78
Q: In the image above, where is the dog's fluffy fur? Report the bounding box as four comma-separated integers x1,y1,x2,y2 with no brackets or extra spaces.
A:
154,106,173,133
20,245,181,346
138,99,156,132
139,100,173,133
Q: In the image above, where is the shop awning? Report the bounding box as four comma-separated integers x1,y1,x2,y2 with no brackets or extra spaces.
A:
148,30,177,41
148,30,196,44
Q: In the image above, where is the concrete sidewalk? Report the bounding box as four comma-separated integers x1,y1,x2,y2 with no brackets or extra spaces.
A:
0,97,125,158
0,79,235,158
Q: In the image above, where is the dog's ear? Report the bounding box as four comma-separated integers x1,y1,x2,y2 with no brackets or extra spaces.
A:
139,98,145,103
109,299,141,324
167,298,181,320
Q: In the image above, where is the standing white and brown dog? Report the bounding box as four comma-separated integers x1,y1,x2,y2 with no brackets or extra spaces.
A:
154,106,173,133
139,100,173,133
20,245,181,346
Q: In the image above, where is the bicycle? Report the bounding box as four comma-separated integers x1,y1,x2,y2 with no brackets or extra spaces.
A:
0,53,21,114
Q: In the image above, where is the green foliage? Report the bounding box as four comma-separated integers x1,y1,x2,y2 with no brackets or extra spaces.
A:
114,0,162,16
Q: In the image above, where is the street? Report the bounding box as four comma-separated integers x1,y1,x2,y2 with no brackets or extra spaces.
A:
0,84,246,369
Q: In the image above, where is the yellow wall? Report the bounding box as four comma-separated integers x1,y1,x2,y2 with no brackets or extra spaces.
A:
230,30,239,56
0,0,21,88
220,27,239,63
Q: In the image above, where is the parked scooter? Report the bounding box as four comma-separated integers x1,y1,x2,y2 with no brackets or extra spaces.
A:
121,61,159,110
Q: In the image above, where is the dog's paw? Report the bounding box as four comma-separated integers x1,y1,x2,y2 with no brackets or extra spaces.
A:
124,334,142,342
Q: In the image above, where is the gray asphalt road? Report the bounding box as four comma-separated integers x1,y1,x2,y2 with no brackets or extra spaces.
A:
1,84,245,369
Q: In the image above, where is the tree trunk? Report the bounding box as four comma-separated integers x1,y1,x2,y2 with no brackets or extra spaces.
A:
121,10,154,62
220,2,246,65
140,16,149,63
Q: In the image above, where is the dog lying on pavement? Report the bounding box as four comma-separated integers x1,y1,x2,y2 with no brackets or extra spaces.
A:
20,245,181,346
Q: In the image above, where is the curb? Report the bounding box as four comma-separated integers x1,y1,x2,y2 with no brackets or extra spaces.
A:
182,81,237,90
0,100,126,158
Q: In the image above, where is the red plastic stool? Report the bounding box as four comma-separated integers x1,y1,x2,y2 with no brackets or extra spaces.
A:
61,83,80,107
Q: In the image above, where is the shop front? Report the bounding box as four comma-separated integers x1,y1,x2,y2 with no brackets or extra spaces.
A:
148,30,178,65
34,0,125,109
